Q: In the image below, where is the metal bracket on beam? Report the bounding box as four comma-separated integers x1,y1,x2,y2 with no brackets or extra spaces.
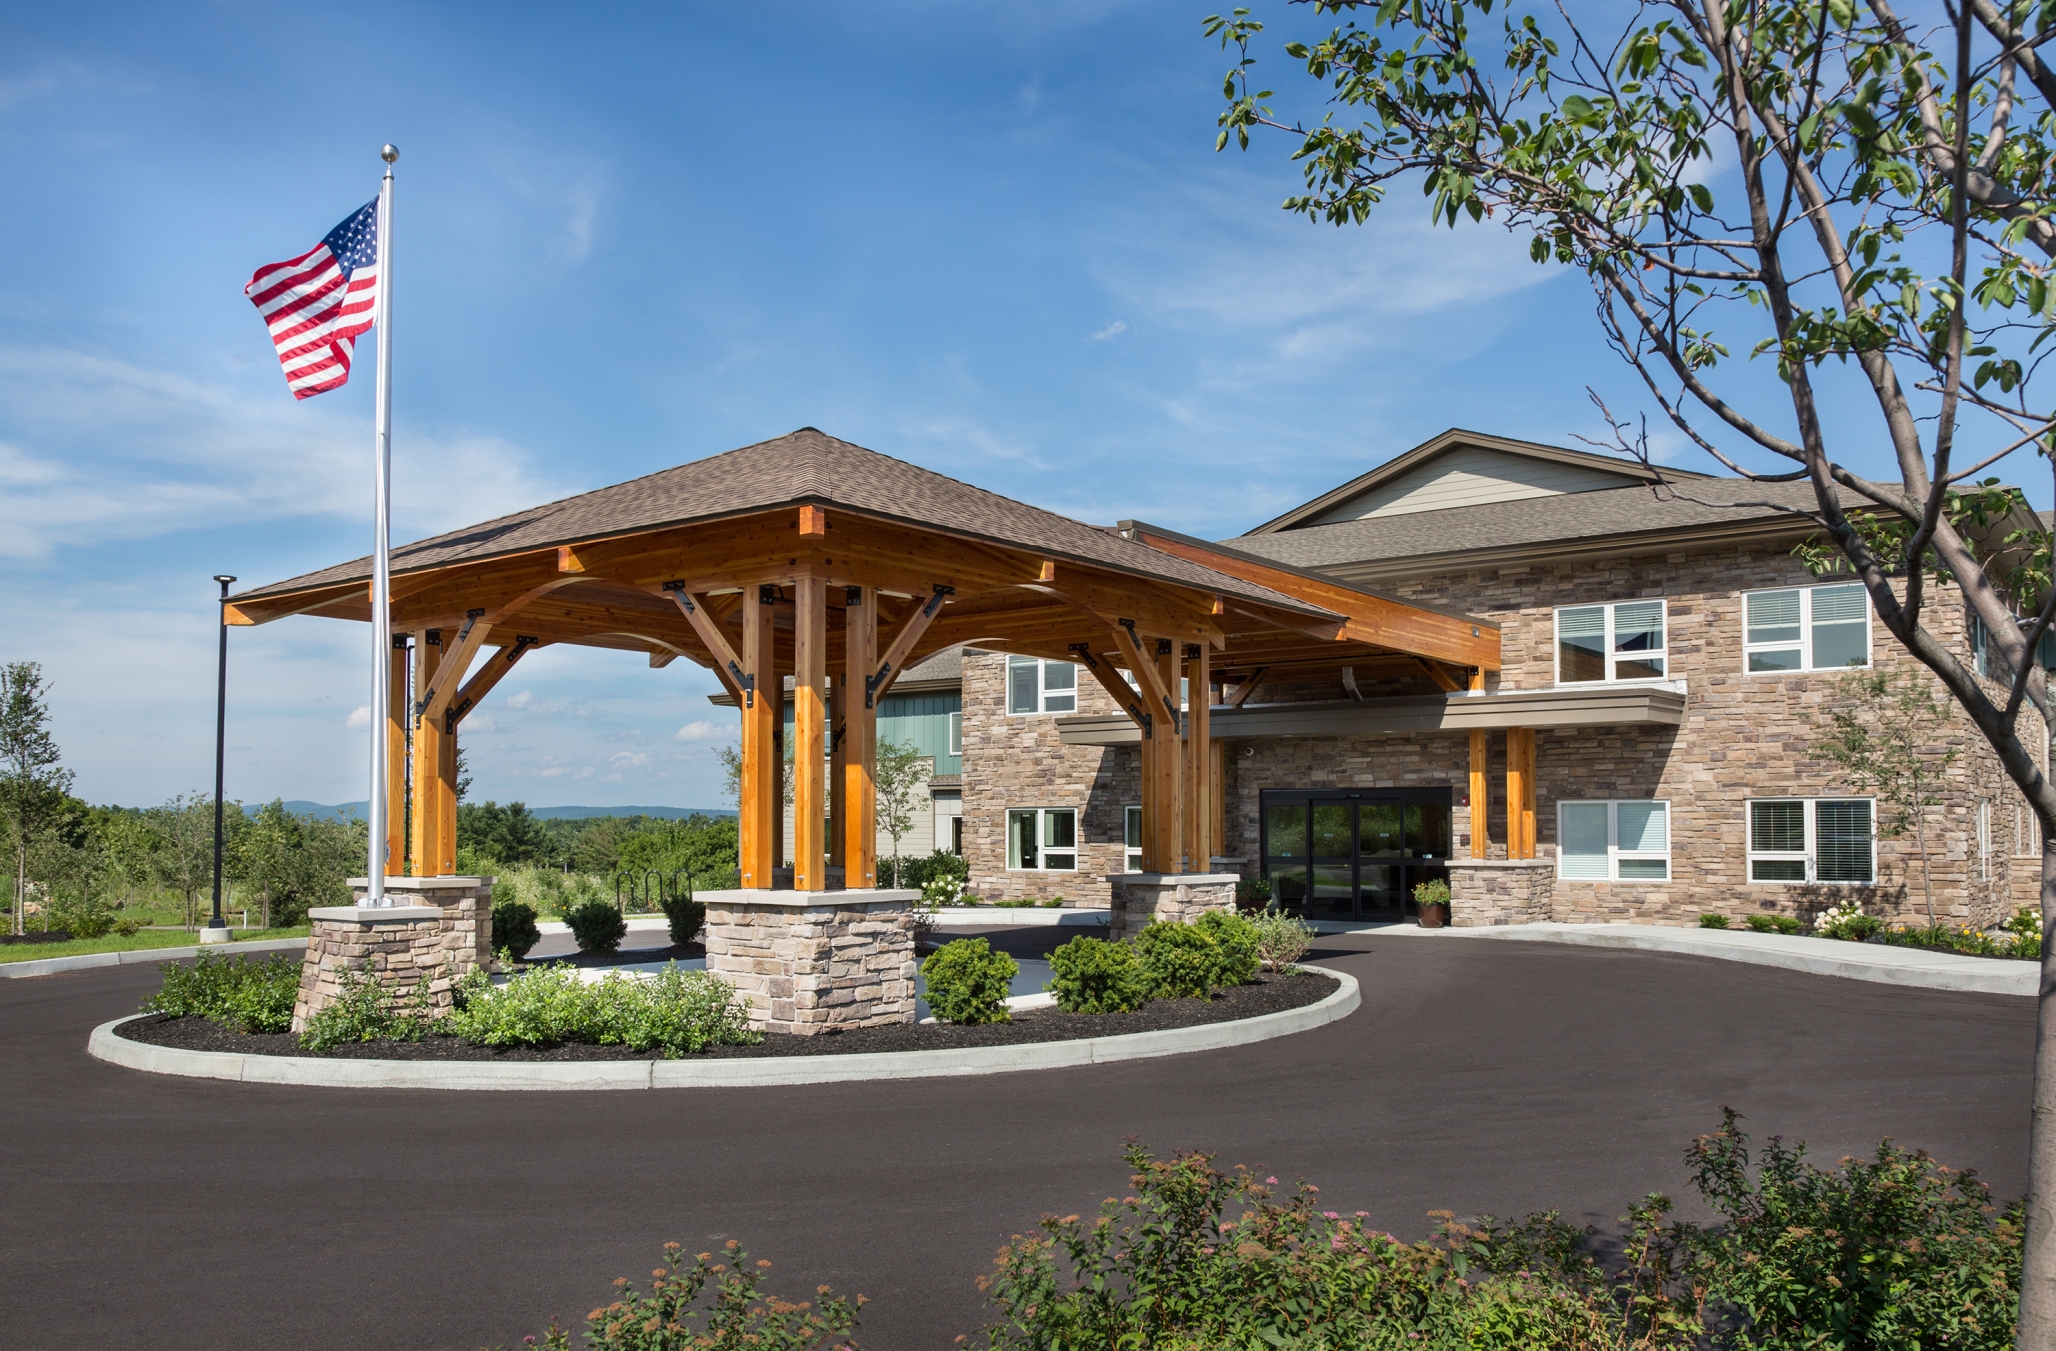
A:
1140,711,1154,741
845,587,863,607
661,580,693,610
735,667,755,708
1156,638,1173,657
759,584,779,605
866,585,955,709
393,634,410,651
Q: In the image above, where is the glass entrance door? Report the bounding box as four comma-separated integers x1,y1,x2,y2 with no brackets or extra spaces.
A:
1261,789,1452,922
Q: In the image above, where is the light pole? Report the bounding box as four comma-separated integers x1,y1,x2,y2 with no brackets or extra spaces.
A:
205,575,236,942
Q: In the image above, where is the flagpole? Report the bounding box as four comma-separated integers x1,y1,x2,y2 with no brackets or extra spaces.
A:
367,144,398,905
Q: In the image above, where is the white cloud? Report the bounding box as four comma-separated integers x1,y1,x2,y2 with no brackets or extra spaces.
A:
674,720,724,741
1089,320,1127,342
345,706,370,729
609,751,649,770
505,690,535,711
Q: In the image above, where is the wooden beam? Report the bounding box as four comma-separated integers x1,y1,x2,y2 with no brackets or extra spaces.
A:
1155,641,1185,873
829,667,847,871
1414,658,1462,693
1186,642,1211,872
409,630,443,877
447,637,540,727
844,586,878,888
386,637,408,875
1228,668,1267,708
738,587,777,888
418,609,493,726
1211,738,1227,866
1506,728,1536,860
1469,729,1489,859
1069,644,1154,736
663,585,753,700
1109,619,1182,728
799,505,827,537
792,571,827,891
871,585,953,705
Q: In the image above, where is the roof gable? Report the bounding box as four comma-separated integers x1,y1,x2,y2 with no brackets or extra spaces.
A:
1250,429,1709,533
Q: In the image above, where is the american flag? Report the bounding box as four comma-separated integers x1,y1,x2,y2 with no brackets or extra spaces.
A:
245,201,381,399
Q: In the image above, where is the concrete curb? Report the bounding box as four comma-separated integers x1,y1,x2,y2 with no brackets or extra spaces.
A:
86,965,1358,1092
1411,922,2037,997
1,938,307,980
930,908,1111,927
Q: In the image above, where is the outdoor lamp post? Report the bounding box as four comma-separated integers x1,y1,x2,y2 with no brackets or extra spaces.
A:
204,575,236,943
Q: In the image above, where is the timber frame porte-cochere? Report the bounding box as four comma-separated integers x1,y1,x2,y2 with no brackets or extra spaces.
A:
229,429,1514,893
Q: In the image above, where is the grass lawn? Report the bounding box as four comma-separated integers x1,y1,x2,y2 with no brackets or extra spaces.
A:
0,927,311,965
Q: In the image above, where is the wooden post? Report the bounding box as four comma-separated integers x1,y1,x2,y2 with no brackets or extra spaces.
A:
1156,640,1185,873
843,586,878,888
386,637,409,875
1469,729,1490,859
1505,727,1536,860
739,587,777,888
1137,703,1160,873
1185,643,1211,871
409,629,442,877
437,718,459,876
1211,738,1226,864
829,668,847,872
793,573,827,891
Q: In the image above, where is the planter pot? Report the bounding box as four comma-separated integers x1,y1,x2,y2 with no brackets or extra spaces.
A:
1417,903,1449,929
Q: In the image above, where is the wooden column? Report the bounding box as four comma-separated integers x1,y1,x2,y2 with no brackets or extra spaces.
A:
738,587,777,888
1211,738,1227,864
436,719,459,875
828,669,847,871
409,629,442,878
386,637,409,874
1185,643,1211,871
1137,706,1160,873
792,573,827,891
1155,641,1186,873
1506,727,1536,860
843,586,878,888
1469,730,1490,858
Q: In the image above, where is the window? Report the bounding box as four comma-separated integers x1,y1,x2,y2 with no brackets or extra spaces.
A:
948,710,962,755
1744,584,1871,672
1970,611,2056,678
1008,656,1078,714
1555,601,1667,684
1556,800,1671,881
1007,807,1077,870
1747,798,1874,883
1979,799,1992,880
1124,805,1143,872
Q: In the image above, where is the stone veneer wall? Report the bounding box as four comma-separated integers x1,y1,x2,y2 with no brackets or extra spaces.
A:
1108,873,1238,941
1447,860,1553,927
291,877,495,1032
700,891,917,1034
1215,547,2043,930
960,649,1140,904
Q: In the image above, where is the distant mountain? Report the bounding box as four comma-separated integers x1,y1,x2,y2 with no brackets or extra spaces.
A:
248,801,735,822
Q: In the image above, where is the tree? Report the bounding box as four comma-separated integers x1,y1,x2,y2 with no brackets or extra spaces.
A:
1208,2,2056,1332
1817,668,1963,923
148,792,215,931
0,663,74,936
455,800,556,867
874,739,930,884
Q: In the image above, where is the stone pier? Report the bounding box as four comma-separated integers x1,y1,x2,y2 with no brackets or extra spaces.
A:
1105,872,1239,942
698,889,918,1035
292,875,495,1032
1446,860,1555,927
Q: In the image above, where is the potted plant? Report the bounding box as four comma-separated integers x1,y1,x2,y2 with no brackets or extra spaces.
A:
1413,877,1451,928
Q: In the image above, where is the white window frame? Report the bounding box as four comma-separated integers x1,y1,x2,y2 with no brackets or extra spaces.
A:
1007,655,1079,715
1979,799,1992,880
1124,805,1143,872
1553,600,1669,686
1742,583,1873,674
1555,799,1672,881
948,710,962,755
1746,797,1876,885
1006,807,1079,871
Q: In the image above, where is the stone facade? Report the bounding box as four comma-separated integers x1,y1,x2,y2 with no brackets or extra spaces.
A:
1447,860,1554,927
699,889,918,1034
291,876,495,1032
1107,872,1238,940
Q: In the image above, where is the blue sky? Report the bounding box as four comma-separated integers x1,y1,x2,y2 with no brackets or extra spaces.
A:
0,1,2022,812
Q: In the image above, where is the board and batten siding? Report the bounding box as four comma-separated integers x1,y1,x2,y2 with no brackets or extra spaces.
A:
1309,445,1643,524
778,689,960,775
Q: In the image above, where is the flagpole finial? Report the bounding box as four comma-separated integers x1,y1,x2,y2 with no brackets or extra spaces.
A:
381,144,400,164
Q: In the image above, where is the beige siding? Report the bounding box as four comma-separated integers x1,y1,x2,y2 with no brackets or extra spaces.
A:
1309,445,1645,524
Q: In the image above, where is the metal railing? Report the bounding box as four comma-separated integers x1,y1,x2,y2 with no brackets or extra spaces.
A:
613,869,695,913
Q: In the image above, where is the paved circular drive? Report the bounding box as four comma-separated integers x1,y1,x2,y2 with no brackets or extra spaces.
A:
0,929,2030,1350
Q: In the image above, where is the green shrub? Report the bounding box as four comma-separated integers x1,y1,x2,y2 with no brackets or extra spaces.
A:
921,870,966,907
564,897,628,953
48,892,116,939
1746,912,1802,934
1040,898,1062,907
445,963,590,1046
446,964,756,1056
661,894,705,946
1413,876,1451,907
141,950,302,1034
298,965,432,1052
1193,909,1260,985
1699,913,1730,929
1134,919,1223,999
1236,877,1272,909
921,937,1016,1024
883,848,968,892
1046,935,1149,1014
1814,899,1884,941
491,900,541,961
112,917,142,936
1249,908,1316,971
530,1239,861,1351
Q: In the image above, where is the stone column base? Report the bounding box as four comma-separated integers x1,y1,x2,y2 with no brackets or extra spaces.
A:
1447,859,1554,927
291,876,496,1032
1105,873,1240,942
698,888,917,1035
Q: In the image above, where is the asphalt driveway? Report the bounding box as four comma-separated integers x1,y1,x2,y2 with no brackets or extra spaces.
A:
0,931,2031,1349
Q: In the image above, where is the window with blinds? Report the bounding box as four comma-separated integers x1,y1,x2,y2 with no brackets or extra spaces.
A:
1747,798,1873,883
1555,600,1667,684
1557,800,1671,881
1007,656,1079,714
1744,584,1871,672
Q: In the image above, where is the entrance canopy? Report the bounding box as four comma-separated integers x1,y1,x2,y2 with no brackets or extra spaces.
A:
230,428,1501,888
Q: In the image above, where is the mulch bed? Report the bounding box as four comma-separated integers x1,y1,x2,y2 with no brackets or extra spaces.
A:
1,931,74,945
116,970,1339,1062
519,943,704,969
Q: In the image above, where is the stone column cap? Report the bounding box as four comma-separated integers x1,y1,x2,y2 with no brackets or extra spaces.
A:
310,905,446,922
1446,859,1555,869
1104,872,1242,885
696,888,919,908
347,876,493,890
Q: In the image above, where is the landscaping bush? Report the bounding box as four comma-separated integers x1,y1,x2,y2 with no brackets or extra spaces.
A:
564,896,628,953
1879,921,2042,961
661,893,706,946
446,964,756,1057
1134,919,1226,999
1046,934,1149,1014
1235,876,1272,910
141,950,302,1034
1413,876,1452,907
491,900,541,961
920,937,1016,1025
47,892,115,939
528,1239,861,1351
1699,913,1730,929
1249,908,1316,971
1747,913,1802,935
883,848,968,892
1814,899,1884,941
1193,908,1261,986
298,965,433,1052
921,869,965,907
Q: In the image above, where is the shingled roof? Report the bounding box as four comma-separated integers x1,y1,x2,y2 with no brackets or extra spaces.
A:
234,427,1330,618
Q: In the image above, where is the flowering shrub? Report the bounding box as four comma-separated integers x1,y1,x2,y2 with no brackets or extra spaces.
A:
445,964,756,1056
1813,901,1883,941
564,897,628,954
1046,935,1149,1014
921,937,1016,1025
141,950,301,1034
2005,906,2043,941
1249,908,1316,972
921,871,965,907
1881,922,2042,961
531,1239,862,1351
